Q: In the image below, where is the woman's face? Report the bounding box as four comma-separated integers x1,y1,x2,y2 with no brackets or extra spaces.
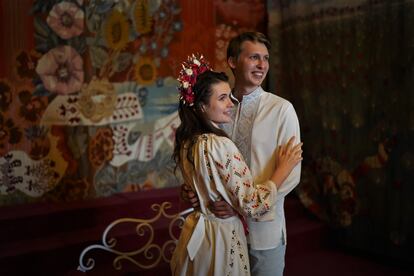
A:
202,81,234,124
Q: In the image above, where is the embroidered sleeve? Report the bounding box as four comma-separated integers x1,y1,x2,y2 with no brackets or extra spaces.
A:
203,135,278,219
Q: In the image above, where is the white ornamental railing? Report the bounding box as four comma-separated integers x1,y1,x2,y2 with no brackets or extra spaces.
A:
78,201,193,272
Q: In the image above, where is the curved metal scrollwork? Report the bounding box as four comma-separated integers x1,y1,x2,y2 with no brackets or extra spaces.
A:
78,201,193,272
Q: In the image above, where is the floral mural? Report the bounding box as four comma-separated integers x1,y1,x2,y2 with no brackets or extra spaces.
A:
0,0,265,207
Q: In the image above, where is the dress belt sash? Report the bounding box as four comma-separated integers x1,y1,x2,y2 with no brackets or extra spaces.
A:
186,213,238,261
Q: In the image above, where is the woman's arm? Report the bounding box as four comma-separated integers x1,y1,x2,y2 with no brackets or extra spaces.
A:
207,135,302,219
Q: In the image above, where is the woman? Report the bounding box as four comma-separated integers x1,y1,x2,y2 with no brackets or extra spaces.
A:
171,54,302,276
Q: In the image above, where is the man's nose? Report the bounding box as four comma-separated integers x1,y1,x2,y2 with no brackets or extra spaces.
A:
257,58,266,68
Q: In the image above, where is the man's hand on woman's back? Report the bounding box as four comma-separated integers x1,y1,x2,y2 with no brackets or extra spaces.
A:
181,184,200,208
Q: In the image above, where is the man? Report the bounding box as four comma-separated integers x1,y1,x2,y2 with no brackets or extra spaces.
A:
184,32,301,276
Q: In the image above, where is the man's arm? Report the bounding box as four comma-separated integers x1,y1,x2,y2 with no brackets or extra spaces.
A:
275,103,302,199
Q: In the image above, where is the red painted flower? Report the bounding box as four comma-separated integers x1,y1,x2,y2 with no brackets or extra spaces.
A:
15,50,40,80
51,126,78,174
88,127,115,168
0,80,13,111
0,115,22,154
18,88,48,123
45,177,90,202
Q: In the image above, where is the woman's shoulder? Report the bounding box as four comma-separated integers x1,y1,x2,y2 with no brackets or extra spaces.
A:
197,133,237,152
198,133,232,143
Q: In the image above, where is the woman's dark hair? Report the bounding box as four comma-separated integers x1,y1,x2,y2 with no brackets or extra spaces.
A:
173,70,229,168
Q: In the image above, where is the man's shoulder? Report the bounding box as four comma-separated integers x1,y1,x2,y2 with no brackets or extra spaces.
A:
259,91,293,110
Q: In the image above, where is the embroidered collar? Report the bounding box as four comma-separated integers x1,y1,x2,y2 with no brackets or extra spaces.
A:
232,86,263,104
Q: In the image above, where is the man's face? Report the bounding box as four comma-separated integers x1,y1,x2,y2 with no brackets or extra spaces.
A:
229,40,269,91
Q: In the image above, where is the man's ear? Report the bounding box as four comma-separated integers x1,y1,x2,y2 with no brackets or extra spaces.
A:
228,56,237,70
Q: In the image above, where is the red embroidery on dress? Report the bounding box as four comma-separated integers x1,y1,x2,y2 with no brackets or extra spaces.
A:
224,173,230,182
225,157,231,169
215,161,225,169
258,186,270,192
242,181,251,187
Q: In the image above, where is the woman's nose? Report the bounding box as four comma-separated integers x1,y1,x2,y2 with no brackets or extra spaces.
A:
227,99,234,107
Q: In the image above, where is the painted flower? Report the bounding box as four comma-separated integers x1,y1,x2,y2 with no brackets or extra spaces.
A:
45,178,89,202
18,88,48,122
0,79,13,111
47,1,84,39
134,56,157,85
88,127,115,168
104,10,129,50
132,0,153,35
51,126,78,175
25,126,50,160
0,115,22,153
36,45,84,95
15,50,41,79
79,77,117,122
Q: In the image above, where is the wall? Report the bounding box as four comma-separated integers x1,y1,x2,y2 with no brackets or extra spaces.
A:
0,0,266,207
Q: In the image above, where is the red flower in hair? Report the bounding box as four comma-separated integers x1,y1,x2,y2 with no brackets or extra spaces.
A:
177,54,211,106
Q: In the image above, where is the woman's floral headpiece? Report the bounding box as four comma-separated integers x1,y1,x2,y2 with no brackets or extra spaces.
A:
177,53,211,106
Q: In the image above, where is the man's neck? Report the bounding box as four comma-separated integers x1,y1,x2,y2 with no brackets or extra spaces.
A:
233,84,260,101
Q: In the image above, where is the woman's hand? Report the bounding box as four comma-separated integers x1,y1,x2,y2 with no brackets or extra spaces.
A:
271,136,303,188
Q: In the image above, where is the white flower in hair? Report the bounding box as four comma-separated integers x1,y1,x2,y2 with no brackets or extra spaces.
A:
182,81,189,88
185,68,193,75
193,58,201,66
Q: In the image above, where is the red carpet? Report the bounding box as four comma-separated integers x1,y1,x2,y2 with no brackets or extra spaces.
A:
284,194,412,276
0,188,411,275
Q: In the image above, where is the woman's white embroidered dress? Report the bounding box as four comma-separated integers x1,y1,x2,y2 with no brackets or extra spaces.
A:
171,134,278,276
